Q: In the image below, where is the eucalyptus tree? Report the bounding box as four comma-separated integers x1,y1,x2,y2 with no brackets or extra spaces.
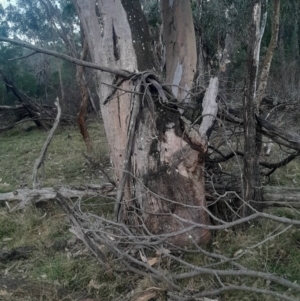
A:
72,0,220,245
0,0,296,245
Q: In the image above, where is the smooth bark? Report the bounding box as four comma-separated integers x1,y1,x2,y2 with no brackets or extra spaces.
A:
161,0,197,105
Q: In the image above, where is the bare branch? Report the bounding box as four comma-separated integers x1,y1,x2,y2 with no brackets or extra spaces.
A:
32,98,61,189
56,193,112,275
0,36,133,78
8,51,38,61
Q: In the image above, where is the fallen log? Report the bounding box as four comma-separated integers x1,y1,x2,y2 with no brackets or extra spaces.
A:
0,185,299,212
261,186,300,208
0,184,116,211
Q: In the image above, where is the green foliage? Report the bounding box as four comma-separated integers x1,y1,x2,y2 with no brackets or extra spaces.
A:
0,0,82,111
141,0,161,28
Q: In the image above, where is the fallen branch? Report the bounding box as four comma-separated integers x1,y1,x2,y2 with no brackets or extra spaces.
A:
32,97,61,189
0,105,24,110
0,184,116,210
261,186,300,208
219,106,300,151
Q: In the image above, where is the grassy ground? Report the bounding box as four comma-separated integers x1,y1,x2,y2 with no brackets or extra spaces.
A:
1,121,300,300
0,121,123,300
0,121,109,192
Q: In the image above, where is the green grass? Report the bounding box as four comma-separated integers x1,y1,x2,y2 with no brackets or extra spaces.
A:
0,203,125,300
0,121,109,192
0,121,124,299
1,121,300,301
269,158,300,187
178,216,300,301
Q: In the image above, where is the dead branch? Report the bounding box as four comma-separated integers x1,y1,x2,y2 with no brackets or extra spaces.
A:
32,98,61,189
0,36,132,78
219,106,300,151
0,105,24,110
2,183,300,299
56,193,112,275
0,184,115,210
0,68,49,130
169,285,298,301
207,146,300,170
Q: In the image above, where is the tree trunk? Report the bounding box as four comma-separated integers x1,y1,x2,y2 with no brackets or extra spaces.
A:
73,0,215,245
242,1,262,216
256,0,280,108
76,39,93,154
161,0,197,105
